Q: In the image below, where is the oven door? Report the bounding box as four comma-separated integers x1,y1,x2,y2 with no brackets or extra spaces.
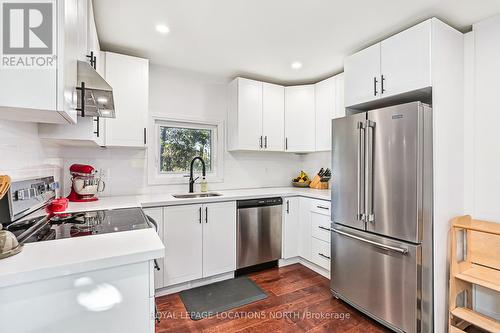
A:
331,225,421,333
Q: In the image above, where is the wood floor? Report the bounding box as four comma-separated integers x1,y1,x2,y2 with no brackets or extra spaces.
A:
155,264,391,333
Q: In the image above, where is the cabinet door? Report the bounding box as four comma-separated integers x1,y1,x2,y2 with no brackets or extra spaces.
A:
284,85,315,152
142,207,164,290
298,198,312,261
104,52,148,147
333,73,346,119
164,205,203,286
315,77,335,151
202,202,236,277
380,20,431,98
76,0,88,61
344,43,381,107
282,197,300,259
237,78,263,150
262,82,285,151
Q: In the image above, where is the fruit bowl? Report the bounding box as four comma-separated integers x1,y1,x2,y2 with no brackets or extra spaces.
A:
292,180,311,188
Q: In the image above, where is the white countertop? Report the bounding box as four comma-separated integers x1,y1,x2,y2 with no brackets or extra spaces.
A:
0,187,328,289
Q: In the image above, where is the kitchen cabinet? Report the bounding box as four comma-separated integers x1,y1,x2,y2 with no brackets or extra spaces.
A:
380,20,431,98
262,82,285,151
315,73,346,151
227,78,284,151
0,0,78,124
164,204,204,286
142,207,164,290
344,43,381,107
282,197,300,259
284,85,315,152
202,202,237,277
344,19,432,107
298,198,312,261
163,202,236,287
104,52,149,147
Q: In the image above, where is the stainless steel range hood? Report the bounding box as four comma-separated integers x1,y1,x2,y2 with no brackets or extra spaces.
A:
76,61,115,118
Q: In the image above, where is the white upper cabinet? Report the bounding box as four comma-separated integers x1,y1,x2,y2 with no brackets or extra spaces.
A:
104,52,149,147
284,85,315,152
315,77,335,151
344,43,381,107
227,78,263,151
380,20,431,98
314,73,346,151
262,83,285,151
345,18,434,108
0,0,78,124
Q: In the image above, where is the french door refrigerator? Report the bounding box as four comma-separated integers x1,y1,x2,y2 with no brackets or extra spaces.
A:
331,101,433,333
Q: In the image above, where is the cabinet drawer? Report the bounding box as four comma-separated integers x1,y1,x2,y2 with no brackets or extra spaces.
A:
311,238,331,270
310,199,331,215
311,212,331,243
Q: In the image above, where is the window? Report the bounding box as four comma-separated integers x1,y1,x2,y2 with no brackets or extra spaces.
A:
148,117,223,185
159,125,213,173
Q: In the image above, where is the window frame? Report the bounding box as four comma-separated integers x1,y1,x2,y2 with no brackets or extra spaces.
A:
148,116,224,185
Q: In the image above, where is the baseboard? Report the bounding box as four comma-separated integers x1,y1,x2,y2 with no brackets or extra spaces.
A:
155,272,235,296
279,256,330,279
156,259,330,296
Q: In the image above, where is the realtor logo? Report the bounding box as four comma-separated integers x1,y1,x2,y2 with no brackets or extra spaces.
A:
1,1,55,67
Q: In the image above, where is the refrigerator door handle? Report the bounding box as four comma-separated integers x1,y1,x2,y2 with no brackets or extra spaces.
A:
365,120,375,223
332,228,408,255
357,121,366,221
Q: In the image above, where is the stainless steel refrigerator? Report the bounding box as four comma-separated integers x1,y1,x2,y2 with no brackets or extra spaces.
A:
331,101,433,333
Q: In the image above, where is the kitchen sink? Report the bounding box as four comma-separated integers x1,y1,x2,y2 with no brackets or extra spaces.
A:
172,192,222,199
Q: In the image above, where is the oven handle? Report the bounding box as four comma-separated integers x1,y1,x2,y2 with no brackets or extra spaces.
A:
332,228,408,255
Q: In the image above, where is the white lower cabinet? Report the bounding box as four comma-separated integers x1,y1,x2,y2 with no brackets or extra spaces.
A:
282,197,300,259
202,202,237,277
298,198,312,261
161,202,236,288
311,238,331,270
163,204,204,286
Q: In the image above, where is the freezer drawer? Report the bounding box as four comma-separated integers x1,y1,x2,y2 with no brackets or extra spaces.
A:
331,226,421,333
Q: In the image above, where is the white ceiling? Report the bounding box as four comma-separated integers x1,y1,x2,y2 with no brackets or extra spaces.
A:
93,0,500,85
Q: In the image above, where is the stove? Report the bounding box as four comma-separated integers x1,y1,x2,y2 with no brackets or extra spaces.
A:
5,208,152,244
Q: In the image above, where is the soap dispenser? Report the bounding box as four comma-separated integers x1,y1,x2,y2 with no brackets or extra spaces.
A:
200,176,208,192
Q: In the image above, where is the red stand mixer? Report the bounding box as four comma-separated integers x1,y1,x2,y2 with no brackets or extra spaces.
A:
67,164,105,202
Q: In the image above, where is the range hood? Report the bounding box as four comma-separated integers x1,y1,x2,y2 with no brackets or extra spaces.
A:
76,61,115,118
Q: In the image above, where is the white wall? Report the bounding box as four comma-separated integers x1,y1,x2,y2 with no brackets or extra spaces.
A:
0,120,62,173
56,65,302,196
464,17,500,321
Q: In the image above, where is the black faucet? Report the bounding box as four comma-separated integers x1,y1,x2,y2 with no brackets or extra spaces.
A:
189,156,206,193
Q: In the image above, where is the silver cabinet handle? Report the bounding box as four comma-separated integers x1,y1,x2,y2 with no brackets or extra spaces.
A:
332,228,408,255
316,205,329,210
285,137,288,150
286,200,290,214
357,121,366,221
318,226,332,232
381,75,386,94
205,206,208,223
264,136,268,149
318,253,331,260
199,207,202,224
373,77,378,96
259,136,263,149
365,120,375,223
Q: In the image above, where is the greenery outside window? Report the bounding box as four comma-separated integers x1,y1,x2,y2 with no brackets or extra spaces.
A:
148,117,223,185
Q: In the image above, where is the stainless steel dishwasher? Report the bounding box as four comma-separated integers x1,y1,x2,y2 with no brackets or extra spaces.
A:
237,197,282,269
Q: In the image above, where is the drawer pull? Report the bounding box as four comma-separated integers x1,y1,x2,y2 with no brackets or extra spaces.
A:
317,205,329,210
318,226,332,232
318,253,331,260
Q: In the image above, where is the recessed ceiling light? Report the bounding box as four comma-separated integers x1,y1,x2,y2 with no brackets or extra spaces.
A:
291,61,303,69
156,24,170,34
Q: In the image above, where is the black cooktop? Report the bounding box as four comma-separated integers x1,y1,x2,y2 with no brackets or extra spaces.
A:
5,208,152,244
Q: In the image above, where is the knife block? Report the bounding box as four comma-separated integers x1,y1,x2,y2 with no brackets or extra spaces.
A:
309,175,329,190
